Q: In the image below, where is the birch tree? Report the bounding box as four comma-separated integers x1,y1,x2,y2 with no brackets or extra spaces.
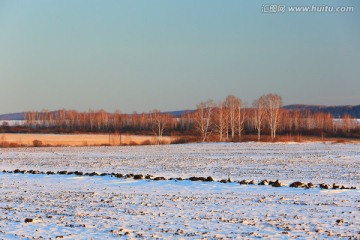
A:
193,100,215,142
214,101,228,141
253,96,266,141
224,95,240,139
236,100,246,141
149,109,169,138
264,93,282,141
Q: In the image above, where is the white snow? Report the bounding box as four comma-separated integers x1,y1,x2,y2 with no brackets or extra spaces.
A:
0,142,359,239
0,142,359,185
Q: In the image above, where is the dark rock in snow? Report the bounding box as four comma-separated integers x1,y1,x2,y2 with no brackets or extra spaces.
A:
258,180,269,185
289,181,306,188
189,177,206,182
169,177,180,181
271,180,282,187
319,183,329,189
153,177,166,181
205,176,214,182
336,219,344,224
74,171,83,176
239,180,250,185
134,174,143,180
125,174,134,179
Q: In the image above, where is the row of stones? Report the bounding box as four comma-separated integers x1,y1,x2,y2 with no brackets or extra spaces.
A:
2,169,357,190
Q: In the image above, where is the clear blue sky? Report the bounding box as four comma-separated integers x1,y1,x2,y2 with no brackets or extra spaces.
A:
0,0,359,114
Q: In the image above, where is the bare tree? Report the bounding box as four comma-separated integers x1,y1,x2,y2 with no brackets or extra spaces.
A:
253,96,266,141
113,110,122,131
224,95,240,139
149,109,169,138
214,101,228,141
236,100,246,141
263,93,282,141
193,100,215,142
342,114,357,133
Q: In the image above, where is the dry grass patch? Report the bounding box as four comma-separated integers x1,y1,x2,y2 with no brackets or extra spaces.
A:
0,133,174,147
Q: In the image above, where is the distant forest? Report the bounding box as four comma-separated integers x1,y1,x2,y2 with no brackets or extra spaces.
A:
1,94,360,141
283,104,360,118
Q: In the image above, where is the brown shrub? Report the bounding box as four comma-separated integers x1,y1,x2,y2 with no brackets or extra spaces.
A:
9,143,20,148
0,141,10,148
0,141,25,148
171,137,197,144
128,141,138,146
332,139,349,144
157,139,168,145
33,140,43,147
141,140,153,145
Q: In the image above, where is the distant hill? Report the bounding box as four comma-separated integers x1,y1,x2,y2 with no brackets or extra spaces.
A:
0,110,191,121
283,104,360,118
0,105,359,120
0,112,25,120
165,110,193,117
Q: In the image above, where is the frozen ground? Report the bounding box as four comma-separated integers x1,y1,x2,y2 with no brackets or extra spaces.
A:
1,142,359,185
0,142,359,239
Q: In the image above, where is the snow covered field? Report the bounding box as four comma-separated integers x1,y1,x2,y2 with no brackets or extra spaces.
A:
0,142,359,239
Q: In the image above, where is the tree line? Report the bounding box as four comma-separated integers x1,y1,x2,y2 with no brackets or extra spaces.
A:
21,93,360,141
